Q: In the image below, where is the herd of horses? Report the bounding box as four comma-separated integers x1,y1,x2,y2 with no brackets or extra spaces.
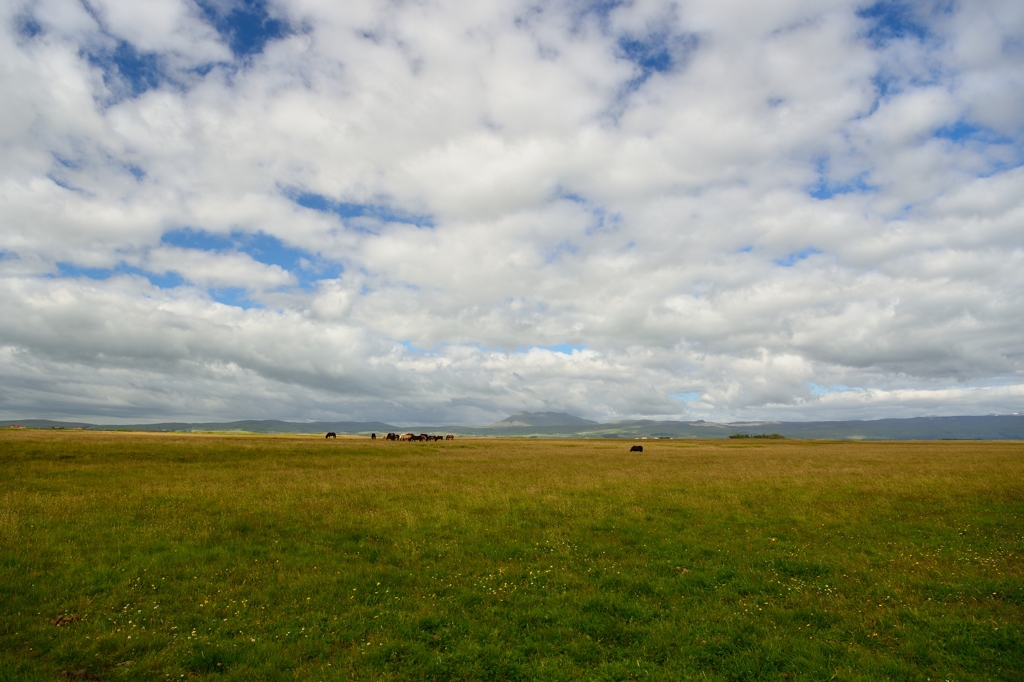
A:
324,432,454,441
383,432,454,441
322,432,644,452
323,432,645,452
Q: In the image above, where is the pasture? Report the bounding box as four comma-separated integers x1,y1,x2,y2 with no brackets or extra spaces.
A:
0,431,1021,680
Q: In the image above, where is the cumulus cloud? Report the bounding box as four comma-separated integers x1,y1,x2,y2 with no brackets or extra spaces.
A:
1,0,1022,424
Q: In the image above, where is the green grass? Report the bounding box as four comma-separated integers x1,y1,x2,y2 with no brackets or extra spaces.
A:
1,431,1022,680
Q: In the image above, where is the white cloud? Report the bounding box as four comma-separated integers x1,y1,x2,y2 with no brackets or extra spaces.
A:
87,0,229,64
1,0,1023,423
144,246,296,290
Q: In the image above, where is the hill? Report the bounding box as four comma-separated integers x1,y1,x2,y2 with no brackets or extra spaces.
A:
5,414,1024,440
490,411,598,427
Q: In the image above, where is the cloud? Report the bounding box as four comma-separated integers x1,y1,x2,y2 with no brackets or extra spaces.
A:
1,0,1023,423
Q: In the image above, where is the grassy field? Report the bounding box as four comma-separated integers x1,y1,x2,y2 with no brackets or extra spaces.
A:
0,431,1021,680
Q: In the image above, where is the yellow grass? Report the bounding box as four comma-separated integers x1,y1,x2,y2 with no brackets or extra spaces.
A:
1,430,1021,680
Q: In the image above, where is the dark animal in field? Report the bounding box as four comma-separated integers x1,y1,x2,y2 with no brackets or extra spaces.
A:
446,434,454,440
630,445,643,452
371,433,376,439
387,432,398,441
400,433,414,441
419,433,430,441
326,432,337,439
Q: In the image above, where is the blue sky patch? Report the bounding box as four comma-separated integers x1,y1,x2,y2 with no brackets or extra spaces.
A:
935,120,982,143
807,174,875,200
809,382,856,395
933,120,1015,148
47,174,86,194
144,270,186,289
14,13,42,39
55,260,261,308
86,40,168,99
535,344,586,355
56,263,120,281
55,262,184,289
291,192,434,229
570,1,627,33
208,286,258,309
545,241,580,264
619,35,673,74
399,340,433,355
870,69,902,101
161,229,235,252
807,158,877,199
671,391,701,403
160,228,342,289
53,154,81,170
857,1,930,48
617,31,699,90
774,247,821,267
197,0,291,59
555,187,619,235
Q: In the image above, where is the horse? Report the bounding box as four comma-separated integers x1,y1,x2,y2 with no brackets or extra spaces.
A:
630,445,643,452
326,432,337,439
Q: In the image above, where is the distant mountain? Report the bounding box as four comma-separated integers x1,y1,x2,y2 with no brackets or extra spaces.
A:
6,414,1024,440
491,411,598,427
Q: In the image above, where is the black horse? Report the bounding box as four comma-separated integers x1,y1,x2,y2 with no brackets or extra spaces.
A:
630,445,643,452
326,432,337,439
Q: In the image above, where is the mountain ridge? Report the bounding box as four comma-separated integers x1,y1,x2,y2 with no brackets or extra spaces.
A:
5,414,1024,440
490,411,599,427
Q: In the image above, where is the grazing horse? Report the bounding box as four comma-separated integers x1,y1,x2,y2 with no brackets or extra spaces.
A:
326,432,337,439
371,433,376,440
400,433,414,441
387,432,398,441
445,434,454,440
630,445,643,452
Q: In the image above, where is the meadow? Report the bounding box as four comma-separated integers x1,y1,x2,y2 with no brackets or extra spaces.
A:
0,431,1021,681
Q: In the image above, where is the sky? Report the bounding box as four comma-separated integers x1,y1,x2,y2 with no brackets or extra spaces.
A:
1,0,1023,425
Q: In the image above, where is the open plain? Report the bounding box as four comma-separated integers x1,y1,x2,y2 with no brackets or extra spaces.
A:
1,430,1021,680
